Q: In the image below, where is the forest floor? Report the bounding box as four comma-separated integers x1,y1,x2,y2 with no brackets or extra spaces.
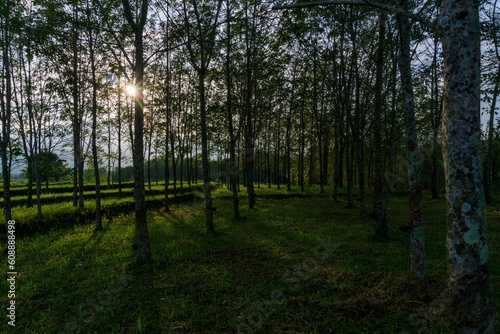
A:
0,185,499,333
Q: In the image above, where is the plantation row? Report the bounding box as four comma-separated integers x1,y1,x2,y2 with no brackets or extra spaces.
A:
5,192,194,237
2,182,137,197
2,182,340,237
3,186,164,208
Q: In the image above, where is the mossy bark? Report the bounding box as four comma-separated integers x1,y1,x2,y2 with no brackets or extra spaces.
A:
440,0,495,331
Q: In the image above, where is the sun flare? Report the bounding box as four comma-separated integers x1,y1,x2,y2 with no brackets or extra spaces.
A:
125,84,137,96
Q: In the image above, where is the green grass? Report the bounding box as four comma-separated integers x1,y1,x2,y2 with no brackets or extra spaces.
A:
0,186,499,333
0,182,205,234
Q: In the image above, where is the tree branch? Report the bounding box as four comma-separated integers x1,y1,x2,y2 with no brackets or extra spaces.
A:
139,0,149,29
272,0,437,31
93,0,134,70
121,0,138,31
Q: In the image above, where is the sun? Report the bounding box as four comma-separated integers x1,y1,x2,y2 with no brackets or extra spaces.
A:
125,84,137,96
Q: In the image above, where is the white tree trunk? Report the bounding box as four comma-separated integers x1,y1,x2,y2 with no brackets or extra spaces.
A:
440,0,495,332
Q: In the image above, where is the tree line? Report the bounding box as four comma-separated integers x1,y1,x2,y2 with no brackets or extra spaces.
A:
1,0,499,332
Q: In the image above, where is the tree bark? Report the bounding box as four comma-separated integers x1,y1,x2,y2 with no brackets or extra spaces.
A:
88,1,102,231
286,71,295,192
226,0,240,219
486,0,499,205
397,4,425,281
351,24,367,218
17,45,34,208
431,33,441,200
182,0,221,233
1,0,13,230
274,2,495,330
199,69,215,233
345,41,354,208
244,12,256,208
486,80,498,204
440,1,495,331
164,68,171,211
122,0,151,265
71,3,84,218
300,82,306,193
117,78,123,198
373,11,387,242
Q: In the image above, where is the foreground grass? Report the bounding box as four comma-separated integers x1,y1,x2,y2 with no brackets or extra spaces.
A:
0,188,499,333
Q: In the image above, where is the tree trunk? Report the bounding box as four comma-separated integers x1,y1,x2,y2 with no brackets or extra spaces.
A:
164,57,171,212
300,86,306,193
486,80,498,204
226,0,240,219
107,102,112,189
286,74,294,192
147,124,153,191
312,52,323,193
352,25,367,218
373,11,386,242
441,1,495,331
266,125,272,188
199,69,215,233
244,103,256,206
333,104,340,201
122,0,151,265
275,111,282,189
133,27,150,264
170,131,177,196
244,0,256,209
397,4,425,281
431,33,441,200
180,153,184,194
71,4,84,217
88,3,102,231
17,47,34,208
345,51,354,208
308,108,315,187
182,0,222,233
1,0,13,230
485,0,500,205
117,79,123,198
34,130,42,218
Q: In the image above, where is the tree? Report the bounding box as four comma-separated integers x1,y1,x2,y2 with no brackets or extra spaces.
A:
14,3,36,209
225,0,241,219
274,0,495,331
349,10,368,218
440,1,494,331
86,0,102,231
182,0,223,234
372,10,387,241
483,0,500,204
396,0,425,281
122,0,151,264
0,0,13,231
242,0,257,209
26,151,71,183
69,0,85,216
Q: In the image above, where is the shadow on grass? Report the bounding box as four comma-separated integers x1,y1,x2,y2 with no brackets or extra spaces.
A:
4,191,496,333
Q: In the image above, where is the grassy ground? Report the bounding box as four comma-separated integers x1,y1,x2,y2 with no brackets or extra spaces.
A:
0,186,499,333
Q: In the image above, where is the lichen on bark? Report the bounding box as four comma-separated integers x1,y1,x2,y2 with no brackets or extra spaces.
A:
440,0,495,332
